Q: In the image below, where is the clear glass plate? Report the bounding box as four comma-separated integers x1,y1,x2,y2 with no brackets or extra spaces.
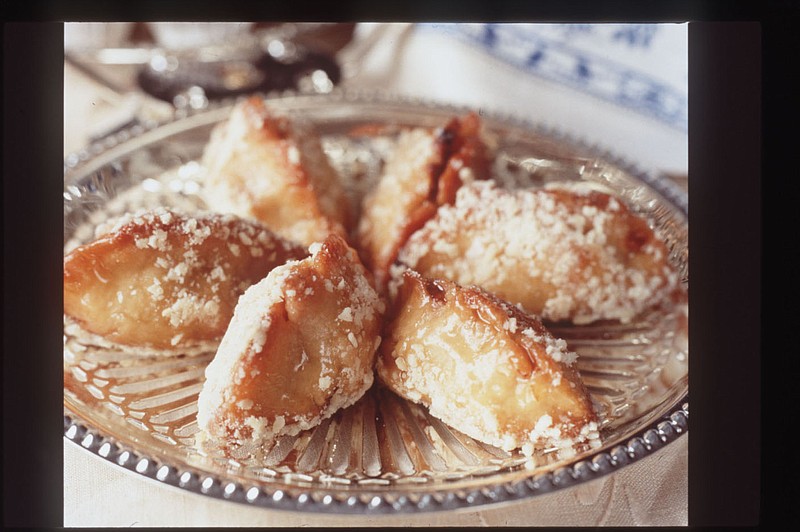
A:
63,90,688,514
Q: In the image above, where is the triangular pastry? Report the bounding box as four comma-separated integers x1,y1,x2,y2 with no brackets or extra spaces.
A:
63,208,307,351
356,112,492,290
377,269,600,458
202,96,352,247
196,234,384,457
397,180,679,324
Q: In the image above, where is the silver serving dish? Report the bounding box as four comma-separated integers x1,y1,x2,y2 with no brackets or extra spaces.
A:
63,90,688,514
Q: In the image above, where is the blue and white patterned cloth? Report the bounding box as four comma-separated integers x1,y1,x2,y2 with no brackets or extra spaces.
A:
345,23,688,175
437,23,687,131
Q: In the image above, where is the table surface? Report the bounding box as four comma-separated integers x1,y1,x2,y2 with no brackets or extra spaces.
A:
64,435,688,527
62,24,688,526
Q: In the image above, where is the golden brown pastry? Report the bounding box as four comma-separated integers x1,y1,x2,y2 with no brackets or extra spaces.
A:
202,96,351,247
397,180,679,324
196,234,384,457
377,269,600,458
63,208,307,351
356,112,492,290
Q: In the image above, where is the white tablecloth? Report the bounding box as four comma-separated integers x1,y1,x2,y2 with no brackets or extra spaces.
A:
63,22,688,527
64,435,687,527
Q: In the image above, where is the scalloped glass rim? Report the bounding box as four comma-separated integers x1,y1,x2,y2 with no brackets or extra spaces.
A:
63,89,688,514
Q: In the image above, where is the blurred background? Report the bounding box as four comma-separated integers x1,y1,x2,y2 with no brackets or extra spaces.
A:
64,22,687,182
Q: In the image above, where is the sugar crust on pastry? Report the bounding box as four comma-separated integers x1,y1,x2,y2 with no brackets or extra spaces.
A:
356,112,492,290
196,234,384,457
63,208,307,351
397,180,679,324
202,96,351,247
377,269,600,457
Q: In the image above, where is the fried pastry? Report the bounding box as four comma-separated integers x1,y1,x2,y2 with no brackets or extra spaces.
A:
377,269,600,457
202,96,351,247
397,180,679,324
356,112,492,290
196,234,384,457
63,208,307,351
